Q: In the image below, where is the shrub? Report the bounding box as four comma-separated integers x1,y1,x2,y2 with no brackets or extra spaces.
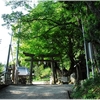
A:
71,74,100,99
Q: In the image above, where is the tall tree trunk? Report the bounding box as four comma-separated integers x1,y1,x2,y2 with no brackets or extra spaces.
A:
86,2,100,20
67,35,75,74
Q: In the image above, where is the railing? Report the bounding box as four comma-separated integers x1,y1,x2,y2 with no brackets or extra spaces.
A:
0,71,5,85
0,72,9,89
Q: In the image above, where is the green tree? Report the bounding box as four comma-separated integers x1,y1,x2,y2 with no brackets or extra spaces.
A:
2,1,100,76
1,1,86,70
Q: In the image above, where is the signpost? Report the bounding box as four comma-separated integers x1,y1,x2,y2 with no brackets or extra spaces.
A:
88,42,94,77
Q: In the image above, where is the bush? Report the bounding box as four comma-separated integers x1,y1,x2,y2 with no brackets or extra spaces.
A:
33,64,51,81
71,74,100,99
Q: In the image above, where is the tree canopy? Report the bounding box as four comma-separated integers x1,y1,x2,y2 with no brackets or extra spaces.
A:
2,1,100,74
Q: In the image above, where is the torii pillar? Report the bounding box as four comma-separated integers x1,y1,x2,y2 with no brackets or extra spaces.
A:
23,52,34,84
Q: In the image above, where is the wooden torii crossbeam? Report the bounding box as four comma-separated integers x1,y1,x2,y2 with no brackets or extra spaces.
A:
23,52,60,84
25,59,59,62
37,54,60,57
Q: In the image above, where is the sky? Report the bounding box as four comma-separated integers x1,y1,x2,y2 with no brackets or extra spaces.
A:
0,0,38,64
0,0,12,64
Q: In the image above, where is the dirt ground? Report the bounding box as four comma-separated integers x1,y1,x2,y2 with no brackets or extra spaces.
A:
0,84,73,99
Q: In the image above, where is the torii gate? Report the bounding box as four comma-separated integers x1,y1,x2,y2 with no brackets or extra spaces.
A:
23,52,60,84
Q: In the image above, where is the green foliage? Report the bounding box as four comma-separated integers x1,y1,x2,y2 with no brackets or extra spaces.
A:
16,1,84,69
0,63,4,73
71,74,100,99
33,64,51,81
2,1,100,74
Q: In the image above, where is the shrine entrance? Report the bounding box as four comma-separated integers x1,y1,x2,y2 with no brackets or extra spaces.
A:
23,52,61,84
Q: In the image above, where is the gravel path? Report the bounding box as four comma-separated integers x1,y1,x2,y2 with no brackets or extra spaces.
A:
0,84,73,99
